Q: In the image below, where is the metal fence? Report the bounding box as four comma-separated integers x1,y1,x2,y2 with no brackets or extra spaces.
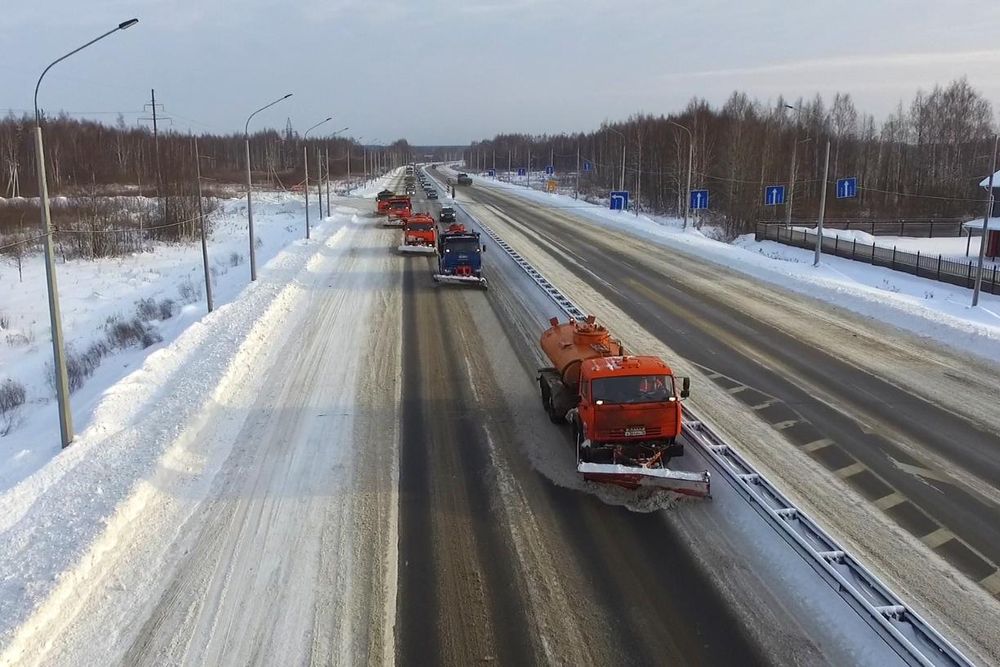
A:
756,224,999,294
759,219,966,238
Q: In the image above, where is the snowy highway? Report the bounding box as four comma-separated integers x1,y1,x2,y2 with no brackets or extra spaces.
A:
0,170,991,665
431,166,1000,664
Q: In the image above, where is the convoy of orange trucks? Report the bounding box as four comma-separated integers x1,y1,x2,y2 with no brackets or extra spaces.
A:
538,315,710,497
377,169,703,495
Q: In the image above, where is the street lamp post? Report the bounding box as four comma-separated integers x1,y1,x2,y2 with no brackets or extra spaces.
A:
606,126,626,191
33,17,139,449
973,135,999,307
668,121,693,229
784,104,807,226
245,93,292,280
303,117,333,240
814,139,831,267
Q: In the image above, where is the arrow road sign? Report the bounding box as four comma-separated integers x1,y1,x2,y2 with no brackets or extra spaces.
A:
610,190,629,211
690,189,709,210
517,167,527,176
582,160,593,172
764,185,786,206
837,177,858,199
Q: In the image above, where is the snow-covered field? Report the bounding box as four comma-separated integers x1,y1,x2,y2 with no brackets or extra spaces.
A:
453,167,1000,364
0,168,403,660
0,172,396,492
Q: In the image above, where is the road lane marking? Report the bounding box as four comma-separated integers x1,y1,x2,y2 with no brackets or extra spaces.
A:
801,438,834,453
874,492,906,511
752,399,779,410
727,385,749,395
980,570,1000,595
771,419,799,431
921,528,954,549
835,462,867,479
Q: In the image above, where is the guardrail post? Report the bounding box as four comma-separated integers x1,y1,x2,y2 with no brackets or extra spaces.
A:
852,238,856,259
835,235,840,255
937,254,942,280
892,246,896,270
916,250,921,277
871,240,876,265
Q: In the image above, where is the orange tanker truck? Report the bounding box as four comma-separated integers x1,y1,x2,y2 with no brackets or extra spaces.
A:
538,315,710,497
398,213,437,254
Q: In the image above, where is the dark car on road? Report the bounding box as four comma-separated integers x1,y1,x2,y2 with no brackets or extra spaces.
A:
439,206,456,222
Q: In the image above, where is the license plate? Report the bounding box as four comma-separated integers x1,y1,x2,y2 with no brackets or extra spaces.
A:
624,426,646,437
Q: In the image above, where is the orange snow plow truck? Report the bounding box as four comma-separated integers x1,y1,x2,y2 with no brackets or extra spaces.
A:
398,213,437,254
538,315,710,497
381,196,412,227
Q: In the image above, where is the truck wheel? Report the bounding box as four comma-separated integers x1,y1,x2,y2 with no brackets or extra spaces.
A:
547,396,563,424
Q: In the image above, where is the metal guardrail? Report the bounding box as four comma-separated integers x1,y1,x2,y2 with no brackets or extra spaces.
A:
437,166,974,667
756,224,999,295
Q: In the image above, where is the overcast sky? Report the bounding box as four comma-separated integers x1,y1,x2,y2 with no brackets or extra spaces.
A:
5,0,1000,144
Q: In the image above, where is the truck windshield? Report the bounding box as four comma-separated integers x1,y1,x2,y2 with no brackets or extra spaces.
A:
407,223,434,231
391,201,408,209
591,375,674,404
444,239,481,254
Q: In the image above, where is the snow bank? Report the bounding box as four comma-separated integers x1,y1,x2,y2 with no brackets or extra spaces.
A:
0,192,337,490
0,202,364,652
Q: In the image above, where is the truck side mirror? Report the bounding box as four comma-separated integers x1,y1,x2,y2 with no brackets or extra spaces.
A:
680,377,690,399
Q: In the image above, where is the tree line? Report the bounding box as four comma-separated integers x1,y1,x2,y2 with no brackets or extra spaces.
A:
463,78,996,238
0,112,411,256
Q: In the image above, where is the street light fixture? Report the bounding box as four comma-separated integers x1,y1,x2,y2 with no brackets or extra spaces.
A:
303,117,333,239
33,17,139,449
244,93,292,280
668,121,693,230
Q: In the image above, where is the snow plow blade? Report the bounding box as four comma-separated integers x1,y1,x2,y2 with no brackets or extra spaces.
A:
382,219,406,228
578,462,711,498
432,274,488,288
397,244,437,255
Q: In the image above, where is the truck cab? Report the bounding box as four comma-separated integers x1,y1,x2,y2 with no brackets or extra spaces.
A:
402,214,437,248
456,173,473,186
575,356,688,459
433,228,487,286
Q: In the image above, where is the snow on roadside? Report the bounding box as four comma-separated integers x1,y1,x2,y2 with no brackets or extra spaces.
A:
0,170,401,492
446,167,1000,364
0,197,381,655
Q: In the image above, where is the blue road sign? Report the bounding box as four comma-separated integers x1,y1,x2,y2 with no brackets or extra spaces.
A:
487,169,495,177
690,189,709,210
764,185,786,206
837,177,858,199
517,167,527,176
545,165,555,175
582,160,593,172
610,190,629,211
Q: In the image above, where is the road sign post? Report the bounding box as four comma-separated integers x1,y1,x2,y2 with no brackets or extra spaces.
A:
836,177,858,199
610,190,629,211
765,185,786,206
690,189,709,210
